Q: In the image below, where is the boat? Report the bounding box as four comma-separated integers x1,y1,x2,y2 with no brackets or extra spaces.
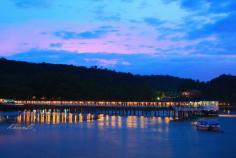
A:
195,120,221,132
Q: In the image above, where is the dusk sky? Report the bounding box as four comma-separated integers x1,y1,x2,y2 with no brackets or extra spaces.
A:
1,0,236,80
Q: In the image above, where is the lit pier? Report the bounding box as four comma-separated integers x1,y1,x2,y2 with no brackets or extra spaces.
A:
0,99,219,118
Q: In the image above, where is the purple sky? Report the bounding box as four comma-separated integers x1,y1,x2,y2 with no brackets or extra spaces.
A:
1,0,236,80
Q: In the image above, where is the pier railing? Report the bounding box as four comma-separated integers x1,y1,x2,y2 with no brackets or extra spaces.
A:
11,100,216,106
0,99,219,110
0,100,219,118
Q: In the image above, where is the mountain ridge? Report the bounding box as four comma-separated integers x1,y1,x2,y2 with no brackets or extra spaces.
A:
0,58,235,102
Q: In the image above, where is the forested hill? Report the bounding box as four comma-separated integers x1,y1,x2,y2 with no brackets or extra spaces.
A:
0,58,235,102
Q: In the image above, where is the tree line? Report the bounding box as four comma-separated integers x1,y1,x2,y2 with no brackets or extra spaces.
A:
0,58,235,103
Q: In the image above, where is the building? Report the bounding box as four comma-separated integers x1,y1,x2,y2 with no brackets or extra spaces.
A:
181,90,201,98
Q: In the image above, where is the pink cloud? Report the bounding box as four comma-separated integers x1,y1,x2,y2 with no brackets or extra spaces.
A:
84,58,130,67
0,21,218,57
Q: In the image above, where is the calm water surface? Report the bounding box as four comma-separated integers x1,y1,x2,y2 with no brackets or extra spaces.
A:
0,111,236,158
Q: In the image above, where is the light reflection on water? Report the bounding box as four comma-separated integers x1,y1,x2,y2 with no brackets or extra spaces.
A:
15,111,97,125
1,111,236,158
0,110,175,130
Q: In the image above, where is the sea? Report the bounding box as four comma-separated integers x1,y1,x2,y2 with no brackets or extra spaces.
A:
0,110,235,158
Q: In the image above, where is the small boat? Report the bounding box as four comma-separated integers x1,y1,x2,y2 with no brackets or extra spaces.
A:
195,120,221,132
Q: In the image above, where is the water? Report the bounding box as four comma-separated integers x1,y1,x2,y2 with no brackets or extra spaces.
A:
0,111,236,158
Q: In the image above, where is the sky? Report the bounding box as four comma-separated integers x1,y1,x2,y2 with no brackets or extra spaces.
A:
1,0,236,80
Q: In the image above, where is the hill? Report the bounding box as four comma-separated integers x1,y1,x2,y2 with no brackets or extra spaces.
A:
0,58,235,102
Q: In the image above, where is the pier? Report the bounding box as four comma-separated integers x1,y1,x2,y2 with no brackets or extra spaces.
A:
0,99,219,118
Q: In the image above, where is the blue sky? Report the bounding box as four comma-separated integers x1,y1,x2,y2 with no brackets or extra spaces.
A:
1,0,236,80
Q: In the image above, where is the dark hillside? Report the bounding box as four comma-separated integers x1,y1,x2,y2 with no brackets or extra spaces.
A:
0,58,235,102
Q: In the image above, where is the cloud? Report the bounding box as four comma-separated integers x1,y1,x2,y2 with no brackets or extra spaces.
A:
162,0,236,13
12,0,51,8
49,43,63,48
178,0,206,10
121,61,131,66
84,58,119,66
84,58,131,67
190,12,236,37
97,15,121,21
121,0,134,3
143,17,162,26
53,26,118,40
158,0,236,57
183,13,236,55
53,31,106,40
179,0,236,13
6,49,131,68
